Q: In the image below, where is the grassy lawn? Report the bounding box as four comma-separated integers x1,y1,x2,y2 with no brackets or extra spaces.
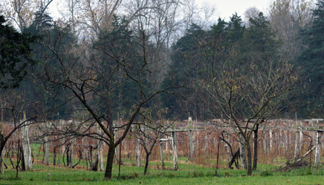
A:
1,161,324,185
1,144,323,184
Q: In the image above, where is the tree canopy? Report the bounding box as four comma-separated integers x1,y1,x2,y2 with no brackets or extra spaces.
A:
0,15,39,89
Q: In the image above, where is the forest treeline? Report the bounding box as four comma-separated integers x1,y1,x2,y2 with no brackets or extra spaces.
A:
1,0,324,122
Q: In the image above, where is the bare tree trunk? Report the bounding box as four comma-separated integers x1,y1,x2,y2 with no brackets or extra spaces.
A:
239,134,247,169
0,148,3,174
104,140,115,179
0,101,3,174
253,124,259,170
224,141,231,166
53,146,57,165
144,153,150,175
246,142,252,176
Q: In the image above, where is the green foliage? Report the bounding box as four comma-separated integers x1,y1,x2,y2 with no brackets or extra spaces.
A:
297,0,324,117
23,12,77,119
161,24,206,119
0,15,40,89
94,15,149,117
240,12,280,62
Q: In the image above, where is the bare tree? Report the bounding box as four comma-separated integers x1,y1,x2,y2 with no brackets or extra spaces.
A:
0,90,38,173
197,52,297,175
244,7,260,26
131,108,172,175
37,9,177,178
268,0,314,60
0,0,54,31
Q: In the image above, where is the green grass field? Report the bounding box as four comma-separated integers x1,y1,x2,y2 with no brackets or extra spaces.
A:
1,144,324,184
1,160,324,185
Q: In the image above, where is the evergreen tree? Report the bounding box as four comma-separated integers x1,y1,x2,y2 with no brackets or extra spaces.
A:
0,15,39,89
161,24,206,119
94,15,146,118
240,12,280,63
297,0,324,117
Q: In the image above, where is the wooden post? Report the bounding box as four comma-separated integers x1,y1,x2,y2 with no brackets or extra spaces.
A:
97,123,103,171
263,132,267,154
21,111,32,171
294,121,300,162
118,139,122,177
188,117,193,160
137,138,142,167
204,135,208,157
300,122,303,142
284,130,288,152
60,120,65,164
215,135,221,176
312,121,315,159
83,138,88,169
171,132,179,170
159,141,165,170
45,122,50,165
315,131,323,164
269,129,273,152
68,139,73,168
114,122,118,162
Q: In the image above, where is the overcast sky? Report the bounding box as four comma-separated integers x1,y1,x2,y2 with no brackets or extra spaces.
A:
48,0,273,21
196,0,273,20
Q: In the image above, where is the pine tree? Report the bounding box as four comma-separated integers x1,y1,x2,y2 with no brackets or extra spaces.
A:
298,0,324,117
0,15,39,89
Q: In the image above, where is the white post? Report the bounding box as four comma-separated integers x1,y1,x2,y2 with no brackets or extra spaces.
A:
263,132,267,154
312,121,316,159
21,112,32,170
45,122,50,165
137,138,142,167
204,135,208,157
171,132,179,170
294,121,300,162
60,120,66,160
315,131,323,164
188,117,193,160
68,139,73,168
